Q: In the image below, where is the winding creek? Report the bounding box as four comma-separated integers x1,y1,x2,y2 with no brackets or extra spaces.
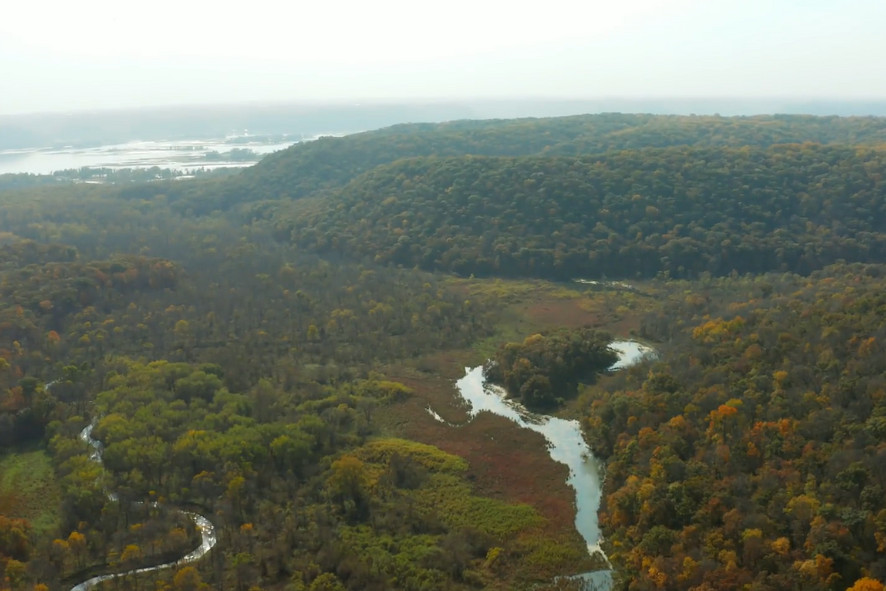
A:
71,425,217,591
448,340,656,590
68,339,652,590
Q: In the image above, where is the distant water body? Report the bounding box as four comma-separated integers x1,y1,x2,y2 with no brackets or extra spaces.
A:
0,136,299,175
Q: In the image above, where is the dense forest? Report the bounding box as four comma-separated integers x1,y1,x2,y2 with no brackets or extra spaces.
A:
2,112,886,590
483,328,616,410
277,145,886,279
588,264,886,590
238,113,886,206
99,113,886,214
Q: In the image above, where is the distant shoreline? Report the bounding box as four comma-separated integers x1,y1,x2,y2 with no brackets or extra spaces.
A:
3,98,885,151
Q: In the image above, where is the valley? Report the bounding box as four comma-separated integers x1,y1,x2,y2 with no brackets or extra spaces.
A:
1,112,885,591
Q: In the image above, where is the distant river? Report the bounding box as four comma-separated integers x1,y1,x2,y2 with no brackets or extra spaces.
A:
0,136,298,175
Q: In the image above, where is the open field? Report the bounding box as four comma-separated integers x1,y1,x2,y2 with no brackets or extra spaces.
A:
0,447,62,536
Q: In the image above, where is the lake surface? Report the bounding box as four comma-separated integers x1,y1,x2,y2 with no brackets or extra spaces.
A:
0,136,299,175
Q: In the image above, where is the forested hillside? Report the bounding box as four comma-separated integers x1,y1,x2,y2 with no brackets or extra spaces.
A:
280,144,886,279
2,112,886,591
151,113,886,213
240,113,886,204
588,264,886,590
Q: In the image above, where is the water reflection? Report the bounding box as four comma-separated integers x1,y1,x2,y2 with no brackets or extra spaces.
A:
0,138,296,175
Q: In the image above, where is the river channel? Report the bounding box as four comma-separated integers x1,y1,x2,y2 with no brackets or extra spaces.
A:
451,340,656,590
71,425,217,591
70,339,652,590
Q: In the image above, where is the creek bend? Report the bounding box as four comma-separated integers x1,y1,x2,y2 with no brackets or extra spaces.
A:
70,425,217,591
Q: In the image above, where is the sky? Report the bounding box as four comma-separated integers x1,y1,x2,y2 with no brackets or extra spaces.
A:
1,0,885,115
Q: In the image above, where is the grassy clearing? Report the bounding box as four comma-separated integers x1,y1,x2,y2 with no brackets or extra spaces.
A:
0,447,62,536
373,276,667,584
345,436,587,585
449,277,605,358
414,472,544,538
357,438,469,473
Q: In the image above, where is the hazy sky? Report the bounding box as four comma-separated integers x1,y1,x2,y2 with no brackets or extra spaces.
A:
2,0,885,115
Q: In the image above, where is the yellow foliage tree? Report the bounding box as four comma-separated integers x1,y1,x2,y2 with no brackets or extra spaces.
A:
848,578,885,591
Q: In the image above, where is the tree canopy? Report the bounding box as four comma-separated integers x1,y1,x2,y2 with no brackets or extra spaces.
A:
3,111,886,590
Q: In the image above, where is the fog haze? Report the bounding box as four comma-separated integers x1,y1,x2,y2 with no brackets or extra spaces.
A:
3,0,885,115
